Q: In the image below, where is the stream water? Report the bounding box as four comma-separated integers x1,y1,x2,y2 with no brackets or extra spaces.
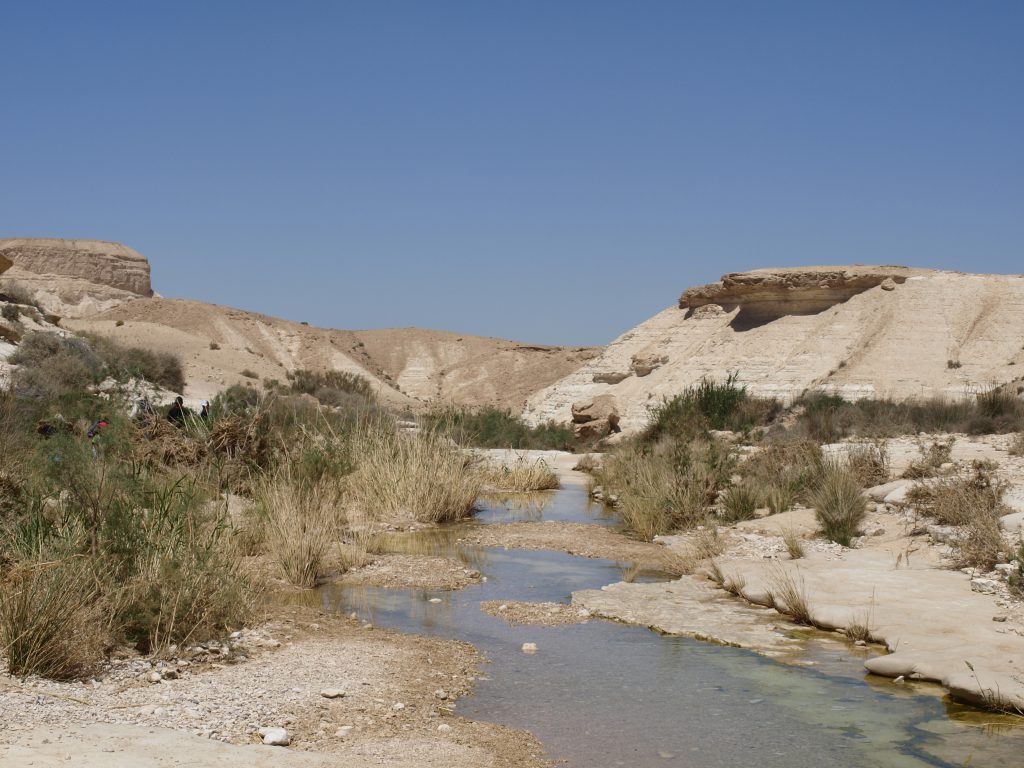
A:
317,488,1024,767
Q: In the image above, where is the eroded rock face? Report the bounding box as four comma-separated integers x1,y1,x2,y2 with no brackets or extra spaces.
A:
0,253,12,275
679,266,910,328
524,267,1024,431
630,352,667,377
571,394,620,439
0,238,153,317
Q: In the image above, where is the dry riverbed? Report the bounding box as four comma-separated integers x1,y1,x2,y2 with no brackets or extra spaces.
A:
0,605,550,768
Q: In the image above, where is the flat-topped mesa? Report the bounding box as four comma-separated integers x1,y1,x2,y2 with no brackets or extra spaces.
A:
679,266,912,329
0,238,153,317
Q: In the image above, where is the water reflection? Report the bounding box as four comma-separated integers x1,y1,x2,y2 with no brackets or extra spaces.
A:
309,491,1024,767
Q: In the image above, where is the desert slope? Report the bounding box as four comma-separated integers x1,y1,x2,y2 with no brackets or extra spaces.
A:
69,298,597,409
524,266,1024,431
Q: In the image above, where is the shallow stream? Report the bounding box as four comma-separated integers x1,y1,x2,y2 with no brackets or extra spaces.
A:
318,488,1024,767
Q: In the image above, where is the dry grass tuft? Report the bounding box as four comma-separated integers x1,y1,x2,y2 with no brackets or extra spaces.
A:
809,464,867,547
767,565,812,625
478,455,560,492
346,422,481,525
903,438,955,479
1009,433,1024,457
256,470,344,588
719,484,760,523
0,561,106,679
781,527,805,559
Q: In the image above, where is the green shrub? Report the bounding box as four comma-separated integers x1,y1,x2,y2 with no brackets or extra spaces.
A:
809,465,867,546
599,438,735,540
10,332,103,397
424,406,576,450
644,373,779,442
290,369,374,401
87,335,186,392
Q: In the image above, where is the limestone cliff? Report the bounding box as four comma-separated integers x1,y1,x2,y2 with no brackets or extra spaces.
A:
0,238,153,317
524,267,1024,431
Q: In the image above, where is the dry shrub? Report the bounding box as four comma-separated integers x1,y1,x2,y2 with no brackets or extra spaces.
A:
809,464,867,546
719,484,760,523
740,440,824,504
767,565,812,625
764,483,796,516
256,470,344,588
346,422,481,525
573,454,599,473
845,441,890,486
908,463,1010,569
0,561,106,679
478,456,560,492
675,527,726,574
903,438,954,479
1009,433,1024,457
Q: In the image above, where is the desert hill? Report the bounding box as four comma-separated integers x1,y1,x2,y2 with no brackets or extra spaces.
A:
524,266,1024,431
65,299,597,410
1,238,598,410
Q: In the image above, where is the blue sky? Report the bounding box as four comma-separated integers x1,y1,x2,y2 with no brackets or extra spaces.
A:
2,1,1021,345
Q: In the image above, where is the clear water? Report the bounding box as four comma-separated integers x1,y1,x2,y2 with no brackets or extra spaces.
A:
316,490,1024,767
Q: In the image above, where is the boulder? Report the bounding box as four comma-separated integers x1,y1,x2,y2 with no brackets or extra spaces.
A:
571,395,620,439
630,352,668,377
592,371,631,385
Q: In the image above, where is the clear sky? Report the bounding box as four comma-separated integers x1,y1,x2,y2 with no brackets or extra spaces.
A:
2,1,1022,346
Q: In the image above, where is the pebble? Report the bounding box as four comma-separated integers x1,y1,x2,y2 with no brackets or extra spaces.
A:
392,702,406,711
437,723,453,733
521,642,538,653
320,688,346,699
428,598,442,604
434,689,448,700
335,726,354,737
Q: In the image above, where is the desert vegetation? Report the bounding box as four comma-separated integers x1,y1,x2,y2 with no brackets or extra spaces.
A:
0,336,501,680
423,405,577,450
478,455,560,492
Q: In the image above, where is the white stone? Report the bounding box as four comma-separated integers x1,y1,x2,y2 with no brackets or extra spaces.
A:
521,642,538,653
258,727,290,746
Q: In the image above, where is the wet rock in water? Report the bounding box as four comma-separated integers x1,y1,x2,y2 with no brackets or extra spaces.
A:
258,727,290,746
320,688,346,699
521,642,538,653
428,597,442,604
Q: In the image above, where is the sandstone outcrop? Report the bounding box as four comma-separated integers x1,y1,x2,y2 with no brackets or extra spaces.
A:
630,352,667,377
571,394,620,439
524,266,1024,431
0,254,11,275
0,238,153,317
679,266,910,330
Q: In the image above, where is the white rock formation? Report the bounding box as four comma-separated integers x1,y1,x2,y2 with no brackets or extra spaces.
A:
524,266,1024,431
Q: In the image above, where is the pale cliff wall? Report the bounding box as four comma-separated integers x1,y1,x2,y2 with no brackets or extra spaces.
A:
524,267,1024,431
0,238,153,317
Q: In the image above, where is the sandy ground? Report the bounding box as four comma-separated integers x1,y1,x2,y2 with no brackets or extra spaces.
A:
480,601,592,627
339,554,482,590
462,521,682,572
0,606,550,768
